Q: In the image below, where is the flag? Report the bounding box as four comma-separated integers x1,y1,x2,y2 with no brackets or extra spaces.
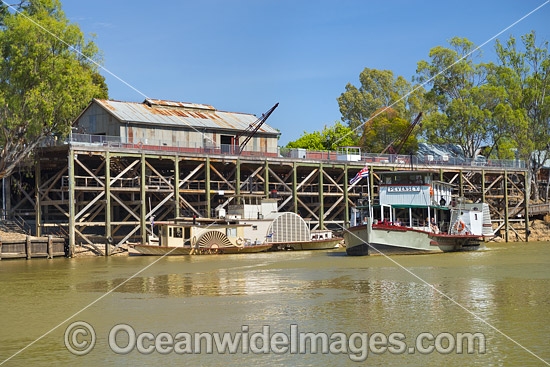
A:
349,167,369,185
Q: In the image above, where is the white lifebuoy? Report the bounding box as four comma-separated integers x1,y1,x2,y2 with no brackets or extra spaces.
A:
235,237,244,247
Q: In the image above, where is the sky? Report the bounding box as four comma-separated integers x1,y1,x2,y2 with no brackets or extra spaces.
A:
59,0,550,145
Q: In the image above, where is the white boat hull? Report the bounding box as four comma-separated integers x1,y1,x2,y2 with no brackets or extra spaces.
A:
344,223,484,256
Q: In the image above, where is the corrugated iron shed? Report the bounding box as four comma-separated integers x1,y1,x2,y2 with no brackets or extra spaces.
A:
93,98,279,135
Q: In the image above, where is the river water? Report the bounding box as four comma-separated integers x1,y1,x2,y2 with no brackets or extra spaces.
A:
0,241,549,366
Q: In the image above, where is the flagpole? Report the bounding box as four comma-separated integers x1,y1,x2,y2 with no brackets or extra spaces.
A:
366,167,373,220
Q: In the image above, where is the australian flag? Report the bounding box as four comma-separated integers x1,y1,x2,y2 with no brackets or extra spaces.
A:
349,167,369,185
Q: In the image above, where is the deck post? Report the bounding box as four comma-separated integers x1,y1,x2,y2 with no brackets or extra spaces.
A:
524,172,529,242
0,238,3,260
236,159,241,204
459,169,464,197
481,169,486,203
25,235,31,260
369,167,374,200
35,159,41,237
264,160,269,197
439,168,443,182
140,153,146,245
68,148,75,257
319,162,324,229
206,156,211,218
344,165,349,227
293,162,298,214
504,170,509,242
174,155,180,218
105,151,111,256
47,235,53,259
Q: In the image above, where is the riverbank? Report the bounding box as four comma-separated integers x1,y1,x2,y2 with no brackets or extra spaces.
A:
493,217,550,242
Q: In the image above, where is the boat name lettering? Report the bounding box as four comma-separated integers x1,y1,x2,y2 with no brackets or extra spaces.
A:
387,186,421,193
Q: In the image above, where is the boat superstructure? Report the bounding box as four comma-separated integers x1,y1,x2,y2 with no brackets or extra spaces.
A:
222,195,342,251
345,170,493,256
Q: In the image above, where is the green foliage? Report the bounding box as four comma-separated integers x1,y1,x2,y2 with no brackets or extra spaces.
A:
492,31,550,199
360,108,419,154
0,0,108,177
337,68,426,133
286,121,357,151
415,37,513,158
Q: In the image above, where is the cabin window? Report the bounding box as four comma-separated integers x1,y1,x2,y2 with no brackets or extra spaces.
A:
475,214,478,220
252,225,258,230
226,227,237,238
169,228,172,237
174,227,183,238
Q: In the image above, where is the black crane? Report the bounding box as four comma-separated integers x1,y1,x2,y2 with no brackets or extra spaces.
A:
234,103,279,155
380,112,423,155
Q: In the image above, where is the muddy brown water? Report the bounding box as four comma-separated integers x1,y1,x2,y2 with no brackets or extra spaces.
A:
0,241,549,366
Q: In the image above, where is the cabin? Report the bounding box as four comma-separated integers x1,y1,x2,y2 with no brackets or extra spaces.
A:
72,98,280,155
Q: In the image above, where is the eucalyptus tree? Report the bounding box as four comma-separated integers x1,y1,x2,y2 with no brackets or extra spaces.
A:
0,0,108,179
337,68,425,134
415,37,512,159
493,31,550,200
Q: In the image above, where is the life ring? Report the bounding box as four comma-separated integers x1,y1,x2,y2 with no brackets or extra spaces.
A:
235,237,244,247
454,221,465,232
137,142,143,149
429,187,434,196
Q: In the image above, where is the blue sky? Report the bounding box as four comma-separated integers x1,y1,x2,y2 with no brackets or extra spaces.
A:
60,0,549,145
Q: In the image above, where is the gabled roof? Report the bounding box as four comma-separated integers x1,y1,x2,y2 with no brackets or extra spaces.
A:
83,98,280,135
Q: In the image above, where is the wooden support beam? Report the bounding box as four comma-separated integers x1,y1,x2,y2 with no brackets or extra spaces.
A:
236,159,241,204
206,156,211,218
174,156,180,218
35,160,41,237
344,165,349,227
105,151,112,256
319,162,324,229
75,158,105,187
75,227,104,255
524,172,529,242
264,160,269,197
211,164,235,190
68,149,75,257
293,162,298,214
140,153,147,245
504,171,509,242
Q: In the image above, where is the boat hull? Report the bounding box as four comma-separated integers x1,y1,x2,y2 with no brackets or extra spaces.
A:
344,224,484,256
270,237,342,251
130,243,272,256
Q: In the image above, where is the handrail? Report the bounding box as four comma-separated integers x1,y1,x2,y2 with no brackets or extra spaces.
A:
40,133,526,169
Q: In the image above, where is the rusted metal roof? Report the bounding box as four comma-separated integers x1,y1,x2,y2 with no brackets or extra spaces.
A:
94,99,279,135
144,99,216,111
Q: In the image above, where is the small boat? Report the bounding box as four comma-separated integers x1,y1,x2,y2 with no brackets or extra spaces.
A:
345,170,493,256
130,222,271,256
